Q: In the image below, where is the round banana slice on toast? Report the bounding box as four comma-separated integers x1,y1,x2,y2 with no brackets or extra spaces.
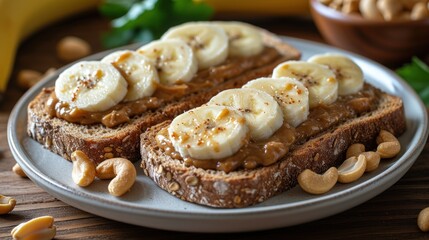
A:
213,21,264,57
272,61,338,108
168,105,249,160
55,61,127,112
101,50,159,102
308,53,364,95
243,77,309,127
138,39,198,85
161,22,229,69
208,88,283,141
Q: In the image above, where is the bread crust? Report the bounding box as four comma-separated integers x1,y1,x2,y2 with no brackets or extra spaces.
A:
140,90,406,208
27,30,301,164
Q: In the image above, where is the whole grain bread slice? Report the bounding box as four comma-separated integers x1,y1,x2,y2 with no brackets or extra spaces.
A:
27,30,300,164
140,88,406,208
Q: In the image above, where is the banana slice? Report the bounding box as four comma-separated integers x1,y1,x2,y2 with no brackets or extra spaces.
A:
208,88,283,141
212,21,264,57
243,77,309,127
272,61,338,108
55,61,127,112
161,22,229,69
308,53,364,95
138,39,198,85
101,50,159,102
168,105,249,160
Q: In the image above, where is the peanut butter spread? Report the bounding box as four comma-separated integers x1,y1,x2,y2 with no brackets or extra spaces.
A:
156,85,379,173
46,47,281,128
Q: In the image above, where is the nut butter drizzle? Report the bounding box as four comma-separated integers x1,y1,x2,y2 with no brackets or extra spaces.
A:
46,47,281,128
156,85,379,173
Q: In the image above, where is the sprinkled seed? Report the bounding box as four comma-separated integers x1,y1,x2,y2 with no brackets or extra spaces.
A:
234,196,241,204
103,147,113,153
185,176,198,186
166,172,172,181
168,182,180,192
104,153,114,159
157,165,163,174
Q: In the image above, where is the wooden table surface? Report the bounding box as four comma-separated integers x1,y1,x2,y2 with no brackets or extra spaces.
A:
1,12,429,239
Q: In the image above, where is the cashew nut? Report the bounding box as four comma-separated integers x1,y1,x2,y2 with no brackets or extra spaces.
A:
329,0,344,11
96,158,136,197
376,130,401,158
57,36,91,62
401,0,425,11
418,207,429,232
71,150,96,187
342,0,360,14
0,195,16,214
411,2,429,20
338,155,367,183
17,70,42,89
11,216,56,240
377,0,403,21
346,143,365,159
12,163,27,178
298,167,338,195
360,0,384,20
360,151,381,172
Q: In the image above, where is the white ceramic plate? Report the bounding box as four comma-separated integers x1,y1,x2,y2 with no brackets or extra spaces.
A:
8,37,428,233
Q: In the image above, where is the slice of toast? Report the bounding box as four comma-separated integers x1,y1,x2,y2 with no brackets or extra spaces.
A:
140,86,406,208
27,30,301,164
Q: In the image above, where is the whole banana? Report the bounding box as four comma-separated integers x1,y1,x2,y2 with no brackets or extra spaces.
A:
0,0,100,96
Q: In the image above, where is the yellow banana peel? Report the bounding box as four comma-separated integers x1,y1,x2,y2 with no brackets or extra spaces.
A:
0,0,100,94
200,0,310,16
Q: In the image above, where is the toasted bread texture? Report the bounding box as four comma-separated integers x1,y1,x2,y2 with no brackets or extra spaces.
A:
27,30,301,164
140,87,406,208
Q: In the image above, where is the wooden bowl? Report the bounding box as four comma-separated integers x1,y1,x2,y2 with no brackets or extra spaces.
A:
310,0,429,66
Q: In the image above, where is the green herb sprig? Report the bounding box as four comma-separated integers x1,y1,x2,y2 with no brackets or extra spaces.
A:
396,57,429,105
99,0,214,48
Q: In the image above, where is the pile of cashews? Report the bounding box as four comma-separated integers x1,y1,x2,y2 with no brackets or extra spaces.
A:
320,0,429,21
297,130,400,195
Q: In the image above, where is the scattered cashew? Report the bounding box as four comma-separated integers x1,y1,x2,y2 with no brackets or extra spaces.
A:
377,0,403,20
57,36,91,62
298,167,338,195
17,70,42,89
411,2,429,20
418,207,429,232
12,163,27,178
346,143,365,158
360,151,381,172
376,130,401,158
96,158,136,197
0,195,16,214
401,0,425,11
338,155,367,183
11,216,56,240
71,150,96,187
360,0,384,20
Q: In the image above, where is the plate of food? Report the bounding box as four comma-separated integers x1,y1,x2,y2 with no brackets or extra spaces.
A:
8,21,428,233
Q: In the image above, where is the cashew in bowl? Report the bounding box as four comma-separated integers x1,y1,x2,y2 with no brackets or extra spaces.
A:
338,155,367,183
0,195,16,214
360,151,381,172
346,143,365,158
96,158,137,197
377,0,403,21
71,150,96,187
411,2,429,20
11,216,56,240
298,167,338,194
376,130,401,158
360,0,384,20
